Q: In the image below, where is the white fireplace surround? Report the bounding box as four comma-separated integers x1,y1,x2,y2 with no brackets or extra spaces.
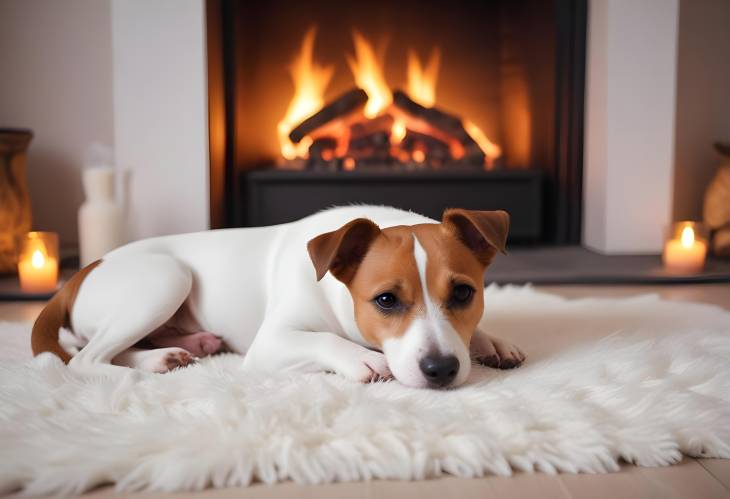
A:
2,0,728,253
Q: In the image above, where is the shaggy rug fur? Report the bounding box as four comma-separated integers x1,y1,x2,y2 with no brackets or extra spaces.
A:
0,286,729,495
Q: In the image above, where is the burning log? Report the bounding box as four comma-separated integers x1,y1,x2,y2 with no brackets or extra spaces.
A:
308,137,337,160
402,131,450,163
289,88,368,144
392,90,485,166
346,114,393,166
307,137,339,170
349,114,394,141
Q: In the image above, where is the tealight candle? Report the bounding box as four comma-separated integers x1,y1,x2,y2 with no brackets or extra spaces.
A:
662,222,707,274
17,232,59,293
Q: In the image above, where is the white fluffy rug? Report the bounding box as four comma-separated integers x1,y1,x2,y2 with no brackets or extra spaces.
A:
1,286,730,496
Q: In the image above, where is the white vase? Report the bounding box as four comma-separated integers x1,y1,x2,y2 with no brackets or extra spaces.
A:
78,167,126,267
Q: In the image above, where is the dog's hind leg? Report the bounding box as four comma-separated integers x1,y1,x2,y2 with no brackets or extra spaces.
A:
68,253,194,374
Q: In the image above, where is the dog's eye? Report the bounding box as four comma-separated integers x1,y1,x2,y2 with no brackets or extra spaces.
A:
374,292,399,311
450,284,474,307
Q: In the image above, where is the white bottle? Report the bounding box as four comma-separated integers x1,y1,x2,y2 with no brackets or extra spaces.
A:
78,167,126,267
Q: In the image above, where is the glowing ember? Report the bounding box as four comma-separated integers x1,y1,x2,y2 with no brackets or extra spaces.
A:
407,48,440,107
346,31,391,119
277,28,334,160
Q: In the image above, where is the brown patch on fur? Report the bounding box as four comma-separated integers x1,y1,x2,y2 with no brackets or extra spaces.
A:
307,218,381,283
164,350,194,371
348,226,423,347
30,260,102,363
442,208,510,265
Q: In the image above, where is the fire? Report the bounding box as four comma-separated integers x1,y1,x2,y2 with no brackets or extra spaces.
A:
391,119,406,145
347,31,391,118
681,226,695,248
464,120,502,167
278,27,502,168
277,28,334,160
31,250,45,269
407,48,440,107
407,49,500,167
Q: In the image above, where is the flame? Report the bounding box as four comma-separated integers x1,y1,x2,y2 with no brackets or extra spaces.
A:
347,31,391,118
31,250,45,269
277,27,334,160
464,120,502,167
391,119,406,145
407,48,440,107
406,48,500,167
680,226,695,248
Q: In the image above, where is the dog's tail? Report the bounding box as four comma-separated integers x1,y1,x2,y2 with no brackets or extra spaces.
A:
31,260,102,363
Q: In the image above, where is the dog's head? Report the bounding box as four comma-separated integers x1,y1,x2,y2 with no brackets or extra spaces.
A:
307,208,509,388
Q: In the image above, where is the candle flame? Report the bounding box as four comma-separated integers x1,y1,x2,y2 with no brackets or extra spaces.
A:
31,250,45,269
680,226,695,248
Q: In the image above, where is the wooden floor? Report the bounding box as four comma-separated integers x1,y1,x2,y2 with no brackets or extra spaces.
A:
3,283,730,498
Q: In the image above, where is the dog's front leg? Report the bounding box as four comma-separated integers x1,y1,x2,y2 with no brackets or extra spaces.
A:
470,329,526,369
244,325,391,383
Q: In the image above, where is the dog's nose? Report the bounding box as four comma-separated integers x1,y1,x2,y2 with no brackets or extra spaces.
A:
419,354,459,387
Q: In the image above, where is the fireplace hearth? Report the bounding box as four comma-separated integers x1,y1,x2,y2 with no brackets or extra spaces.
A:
207,0,586,244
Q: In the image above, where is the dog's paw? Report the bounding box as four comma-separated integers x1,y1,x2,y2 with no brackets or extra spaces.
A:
156,348,196,373
341,350,393,383
472,334,526,370
492,341,526,369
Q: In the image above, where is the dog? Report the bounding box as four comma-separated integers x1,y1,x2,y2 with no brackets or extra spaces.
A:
32,205,525,388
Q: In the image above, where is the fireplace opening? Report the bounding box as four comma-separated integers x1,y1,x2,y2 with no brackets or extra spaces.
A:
207,0,586,244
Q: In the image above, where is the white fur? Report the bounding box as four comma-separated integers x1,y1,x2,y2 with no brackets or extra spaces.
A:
2,286,729,495
67,206,440,384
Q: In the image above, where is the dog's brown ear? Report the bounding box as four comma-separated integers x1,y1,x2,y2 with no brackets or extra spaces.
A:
307,218,382,283
442,208,510,265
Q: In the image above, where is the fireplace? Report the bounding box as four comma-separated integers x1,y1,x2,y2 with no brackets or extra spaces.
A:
207,0,586,244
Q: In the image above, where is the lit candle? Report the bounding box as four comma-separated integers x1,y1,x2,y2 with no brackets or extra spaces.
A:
17,232,59,293
662,223,707,274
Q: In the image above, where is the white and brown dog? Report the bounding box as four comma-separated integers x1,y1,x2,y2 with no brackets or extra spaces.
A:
32,205,525,388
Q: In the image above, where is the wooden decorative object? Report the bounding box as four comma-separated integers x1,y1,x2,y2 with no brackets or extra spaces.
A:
0,129,33,274
703,142,730,257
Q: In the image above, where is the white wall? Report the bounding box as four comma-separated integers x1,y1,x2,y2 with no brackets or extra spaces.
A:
111,0,209,241
673,0,730,222
0,0,114,247
0,0,209,248
583,0,679,254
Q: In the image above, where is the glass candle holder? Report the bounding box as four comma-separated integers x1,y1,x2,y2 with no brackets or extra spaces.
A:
17,231,59,293
662,221,708,274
